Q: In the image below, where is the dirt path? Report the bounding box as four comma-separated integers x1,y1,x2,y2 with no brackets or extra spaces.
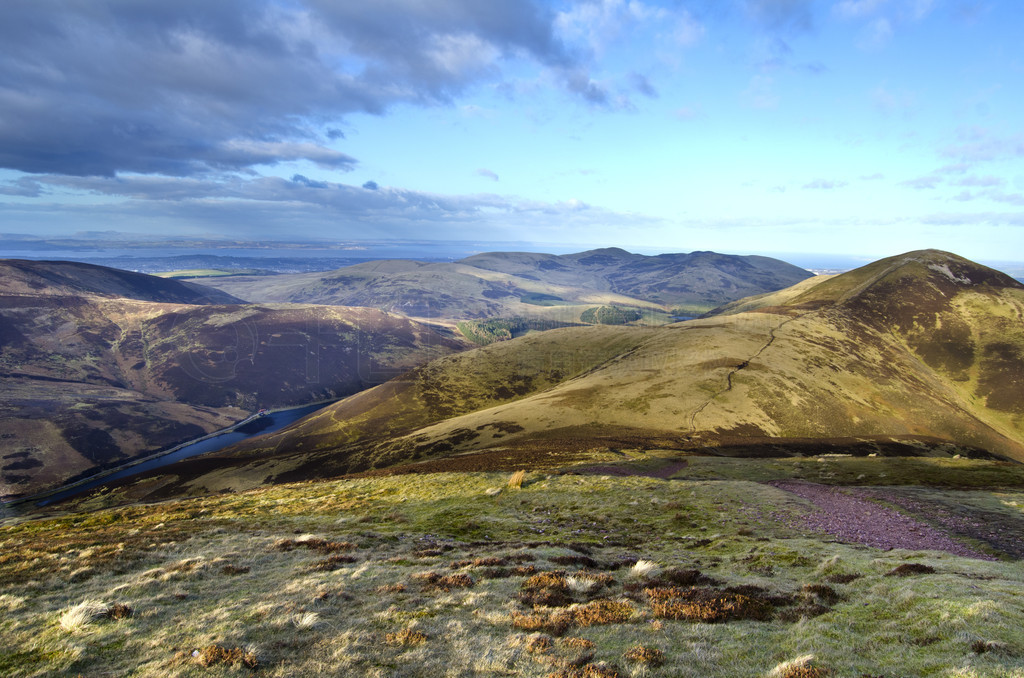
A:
768,480,995,560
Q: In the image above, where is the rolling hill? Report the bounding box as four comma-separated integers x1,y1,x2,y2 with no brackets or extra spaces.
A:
187,248,813,320
0,261,469,498
0,259,242,304
121,250,1024,500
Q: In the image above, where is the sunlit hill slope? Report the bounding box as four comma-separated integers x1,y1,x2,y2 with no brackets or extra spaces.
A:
120,250,1024,500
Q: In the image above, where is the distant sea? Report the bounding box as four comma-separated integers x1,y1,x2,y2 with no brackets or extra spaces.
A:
0,241,540,274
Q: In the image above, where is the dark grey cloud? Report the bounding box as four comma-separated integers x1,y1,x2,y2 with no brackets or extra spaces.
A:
362,181,380,191
0,0,582,178
0,172,659,241
292,175,329,189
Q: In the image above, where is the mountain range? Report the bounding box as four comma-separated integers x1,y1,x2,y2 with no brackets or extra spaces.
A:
114,250,1024,502
188,248,814,319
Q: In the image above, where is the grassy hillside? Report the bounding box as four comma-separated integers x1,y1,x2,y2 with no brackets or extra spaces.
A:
110,250,1024,501
2,459,1023,677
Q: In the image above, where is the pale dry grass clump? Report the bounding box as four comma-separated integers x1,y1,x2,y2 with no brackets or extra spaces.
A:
767,654,830,678
565,573,613,595
59,600,119,632
292,611,321,629
629,560,660,579
508,470,527,489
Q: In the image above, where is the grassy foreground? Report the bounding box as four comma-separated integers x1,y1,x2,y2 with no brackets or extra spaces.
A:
2,461,1023,677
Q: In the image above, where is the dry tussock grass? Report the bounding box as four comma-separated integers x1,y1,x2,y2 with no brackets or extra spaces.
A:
58,600,109,633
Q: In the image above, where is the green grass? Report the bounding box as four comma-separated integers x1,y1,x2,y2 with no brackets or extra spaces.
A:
1,462,1023,676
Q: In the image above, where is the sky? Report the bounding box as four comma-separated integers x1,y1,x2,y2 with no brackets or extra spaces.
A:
0,0,1022,262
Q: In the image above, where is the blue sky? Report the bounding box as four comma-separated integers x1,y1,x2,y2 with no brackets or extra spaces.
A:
1,0,1022,262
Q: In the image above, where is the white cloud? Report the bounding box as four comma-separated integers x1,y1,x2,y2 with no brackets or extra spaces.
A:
857,17,894,49
833,0,888,19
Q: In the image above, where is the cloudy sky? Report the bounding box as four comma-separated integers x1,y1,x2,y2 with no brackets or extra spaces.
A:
1,0,1021,260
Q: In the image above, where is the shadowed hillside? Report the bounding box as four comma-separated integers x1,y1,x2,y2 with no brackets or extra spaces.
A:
0,263,470,498
119,250,1024,500
0,259,242,304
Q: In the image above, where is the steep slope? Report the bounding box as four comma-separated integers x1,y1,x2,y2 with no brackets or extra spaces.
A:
0,271,469,498
129,250,1024,498
0,259,241,304
191,248,813,319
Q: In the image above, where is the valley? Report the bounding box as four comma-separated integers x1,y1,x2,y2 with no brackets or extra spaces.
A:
3,248,1024,678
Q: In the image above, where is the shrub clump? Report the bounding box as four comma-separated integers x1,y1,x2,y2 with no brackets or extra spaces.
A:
646,587,773,623
886,563,935,577
550,554,600,569
221,564,250,576
188,645,259,669
104,603,133,620
520,571,573,607
413,571,475,591
571,600,634,627
307,555,358,572
386,627,428,646
623,645,665,667
546,662,621,678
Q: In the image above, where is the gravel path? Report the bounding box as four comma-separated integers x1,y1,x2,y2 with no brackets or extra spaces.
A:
768,480,995,560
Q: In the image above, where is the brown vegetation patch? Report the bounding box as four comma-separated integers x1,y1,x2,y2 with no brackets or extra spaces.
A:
220,564,250,576
520,571,573,607
526,634,554,654
452,557,507,568
778,667,831,678
549,554,600,568
413,572,475,591
646,586,773,623
386,627,428,646
623,645,665,666
104,603,133,620
512,611,573,636
571,599,635,627
377,583,407,594
546,662,621,678
306,555,358,572
273,538,356,553
886,563,935,577
182,645,259,670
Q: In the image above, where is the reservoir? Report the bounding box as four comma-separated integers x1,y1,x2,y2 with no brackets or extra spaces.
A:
31,402,331,507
